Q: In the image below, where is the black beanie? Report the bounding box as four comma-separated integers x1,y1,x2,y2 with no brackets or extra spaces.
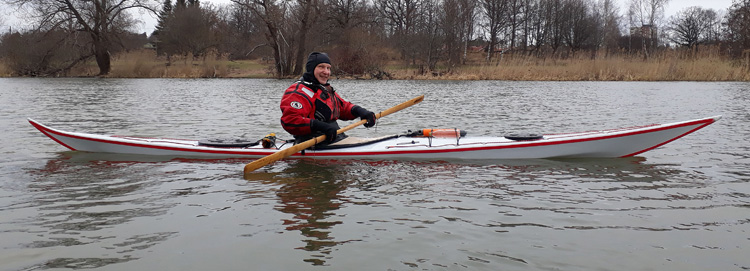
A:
305,52,331,73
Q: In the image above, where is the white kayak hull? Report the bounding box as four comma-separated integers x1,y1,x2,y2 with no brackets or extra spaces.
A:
28,116,721,160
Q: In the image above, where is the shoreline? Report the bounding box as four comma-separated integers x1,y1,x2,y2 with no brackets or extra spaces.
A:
2,50,749,81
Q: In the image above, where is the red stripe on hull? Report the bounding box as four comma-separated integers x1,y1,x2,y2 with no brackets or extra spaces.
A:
620,121,715,157
29,120,78,151
28,116,718,158
298,117,717,157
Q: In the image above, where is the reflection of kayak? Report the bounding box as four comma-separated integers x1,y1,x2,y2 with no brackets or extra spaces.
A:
28,116,720,160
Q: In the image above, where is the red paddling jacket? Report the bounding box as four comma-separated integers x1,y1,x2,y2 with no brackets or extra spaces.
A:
280,79,359,138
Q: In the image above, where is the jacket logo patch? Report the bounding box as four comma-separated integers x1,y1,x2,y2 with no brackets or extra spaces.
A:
290,101,303,109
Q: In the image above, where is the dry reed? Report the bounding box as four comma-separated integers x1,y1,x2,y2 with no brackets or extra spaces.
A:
106,50,233,78
0,61,9,77
1,46,747,81
389,46,749,81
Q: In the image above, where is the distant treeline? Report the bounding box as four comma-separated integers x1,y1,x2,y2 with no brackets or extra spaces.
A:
1,0,750,77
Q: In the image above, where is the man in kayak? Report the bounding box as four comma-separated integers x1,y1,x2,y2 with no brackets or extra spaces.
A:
280,52,377,145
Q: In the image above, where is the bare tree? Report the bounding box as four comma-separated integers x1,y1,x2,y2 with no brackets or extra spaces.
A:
598,0,621,56
506,0,523,50
322,0,387,75
232,0,321,76
224,2,263,59
4,0,157,75
290,0,318,75
628,0,669,28
547,0,566,56
159,2,223,58
231,0,292,76
416,0,441,70
560,0,598,54
324,0,372,30
458,0,476,63
0,28,94,76
525,0,549,56
627,0,669,58
480,0,510,62
667,6,717,48
519,0,534,52
724,0,750,57
375,0,424,64
441,0,475,66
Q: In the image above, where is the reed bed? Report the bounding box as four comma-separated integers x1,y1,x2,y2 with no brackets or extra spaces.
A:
63,50,249,78
0,61,9,77
104,50,267,78
106,50,235,78
2,47,748,81
392,48,749,81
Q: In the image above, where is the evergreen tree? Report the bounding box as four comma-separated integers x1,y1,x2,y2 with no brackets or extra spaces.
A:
152,0,174,56
175,0,187,9
154,0,173,36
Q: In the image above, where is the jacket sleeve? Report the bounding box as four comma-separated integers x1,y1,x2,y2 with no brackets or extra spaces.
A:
280,85,315,136
334,92,358,121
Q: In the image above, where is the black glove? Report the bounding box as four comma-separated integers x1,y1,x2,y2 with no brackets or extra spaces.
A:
311,119,338,143
352,106,376,128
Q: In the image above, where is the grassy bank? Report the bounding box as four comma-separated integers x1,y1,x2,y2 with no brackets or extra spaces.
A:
2,48,748,81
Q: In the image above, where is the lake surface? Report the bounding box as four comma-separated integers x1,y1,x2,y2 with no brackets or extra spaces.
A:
1,78,749,270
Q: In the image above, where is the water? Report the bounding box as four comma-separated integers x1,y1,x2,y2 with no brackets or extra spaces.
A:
1,78,749,270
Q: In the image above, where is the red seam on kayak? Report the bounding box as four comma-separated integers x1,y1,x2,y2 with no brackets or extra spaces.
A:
620,120,716,157
302,117,717,157
28,117,716,157
29,120,77,151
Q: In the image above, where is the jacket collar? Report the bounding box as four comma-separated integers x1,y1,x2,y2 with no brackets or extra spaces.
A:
299,74,332,93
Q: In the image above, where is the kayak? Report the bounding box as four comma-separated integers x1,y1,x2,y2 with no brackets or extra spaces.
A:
28,116,720,160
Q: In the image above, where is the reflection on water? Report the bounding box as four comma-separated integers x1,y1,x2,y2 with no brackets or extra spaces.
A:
245,159,403,266
261,161,348,265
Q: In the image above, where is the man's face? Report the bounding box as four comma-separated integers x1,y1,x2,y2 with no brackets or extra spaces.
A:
314,63,331,84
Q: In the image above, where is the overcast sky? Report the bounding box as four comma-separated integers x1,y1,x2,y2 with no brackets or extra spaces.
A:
0,0,737,34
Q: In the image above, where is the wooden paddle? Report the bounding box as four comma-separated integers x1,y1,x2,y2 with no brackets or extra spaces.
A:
243,95,425,175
